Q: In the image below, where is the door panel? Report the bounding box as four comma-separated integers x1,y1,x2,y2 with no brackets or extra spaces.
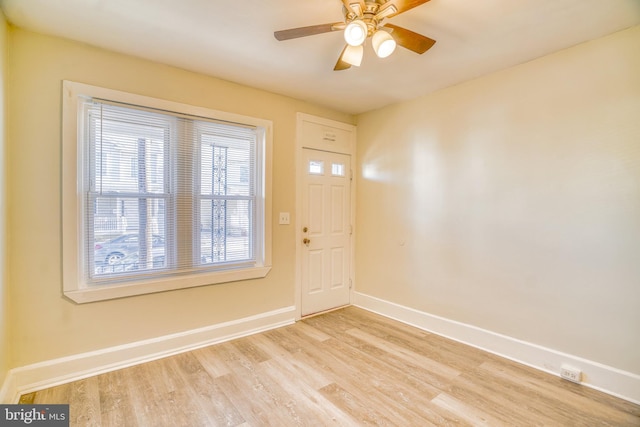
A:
331,186,345,234
308,250,324,293
330,248,345,289
301,149,351,316
308,184,324,234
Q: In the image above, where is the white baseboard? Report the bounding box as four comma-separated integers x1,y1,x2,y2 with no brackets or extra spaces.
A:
353,292,640,405
0,306,295,404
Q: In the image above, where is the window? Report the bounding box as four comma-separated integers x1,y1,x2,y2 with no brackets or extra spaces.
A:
331,163,346,177
309,160,324,175
62,81,272,303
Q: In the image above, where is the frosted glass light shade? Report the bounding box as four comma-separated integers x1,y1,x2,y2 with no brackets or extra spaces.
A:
372,30,396,58
344,20,367,46
342,44,364,66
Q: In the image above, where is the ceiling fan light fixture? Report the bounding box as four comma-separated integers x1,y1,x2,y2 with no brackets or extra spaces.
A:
342,44,364,66
372,30,396,58
344,19,367,46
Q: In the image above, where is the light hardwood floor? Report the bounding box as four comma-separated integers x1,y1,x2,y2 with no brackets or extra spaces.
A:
19,307,640,426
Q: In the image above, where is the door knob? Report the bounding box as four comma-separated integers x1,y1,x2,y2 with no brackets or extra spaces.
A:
303,238,311,246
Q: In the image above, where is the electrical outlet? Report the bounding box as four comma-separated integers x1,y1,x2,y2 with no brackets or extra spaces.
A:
560,364,582,383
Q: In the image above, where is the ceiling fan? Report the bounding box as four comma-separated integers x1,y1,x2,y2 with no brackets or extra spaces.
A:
274,0,436,71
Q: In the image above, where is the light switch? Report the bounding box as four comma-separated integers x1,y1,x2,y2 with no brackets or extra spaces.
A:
279,212,290,225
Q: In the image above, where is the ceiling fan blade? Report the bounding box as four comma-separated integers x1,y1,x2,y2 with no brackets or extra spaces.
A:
383,23,436,54
341,0,364,16
355,0,367,11
378,0,431,18
334,45,353,71
274,22,344,41
341,0,354,13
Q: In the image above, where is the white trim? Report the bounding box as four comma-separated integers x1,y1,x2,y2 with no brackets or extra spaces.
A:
65,266,272,303
0,306,295,404
0,374,18,405
295,113,357,320
61,80,273,303
354,292,640,405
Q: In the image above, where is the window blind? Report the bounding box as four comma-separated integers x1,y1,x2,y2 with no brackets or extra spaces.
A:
83,98,258,284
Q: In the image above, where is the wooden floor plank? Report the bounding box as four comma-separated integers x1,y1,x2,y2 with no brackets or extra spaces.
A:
68,377,101,427
18,392,36,404
17,306,640,426
447,367,567,426
168,352,245,426
258,357,356,425
318,382,399,426
308,336,456,424
191,345,233,379
345,327,462,379
97,368,137,427
33,382,71,404
480,360,640,426
431,392,506,426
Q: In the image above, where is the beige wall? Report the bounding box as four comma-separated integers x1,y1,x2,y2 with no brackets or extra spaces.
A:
0,10,8,387
4,18,639,385
356,26,640,374
6,27,353,368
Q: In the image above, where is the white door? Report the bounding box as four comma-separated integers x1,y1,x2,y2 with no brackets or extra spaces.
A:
301,149,352,316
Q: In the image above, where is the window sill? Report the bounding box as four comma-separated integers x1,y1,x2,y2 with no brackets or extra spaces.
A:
64,266,272,304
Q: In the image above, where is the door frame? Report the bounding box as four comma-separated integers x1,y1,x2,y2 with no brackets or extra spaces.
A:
295,113,357,320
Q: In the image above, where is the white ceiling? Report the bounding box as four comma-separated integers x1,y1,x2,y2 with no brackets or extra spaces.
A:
2,0,639,115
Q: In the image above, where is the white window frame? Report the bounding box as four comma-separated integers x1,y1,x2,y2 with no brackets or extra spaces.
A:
62,81,272,303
